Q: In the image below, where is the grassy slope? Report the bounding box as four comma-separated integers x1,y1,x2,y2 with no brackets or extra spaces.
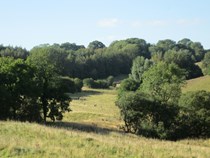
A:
64,88,122,129
1,87,210,157
1,121,210,158
182,75,210,93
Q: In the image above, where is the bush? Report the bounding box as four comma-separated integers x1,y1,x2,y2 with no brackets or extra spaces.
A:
83,77,112,89
118,78,140,97
73,78,83,92
83,78,94,88
116,91,178,139
116,90,210,140
94,80,108,88
107,76,114,86
177,91,210,138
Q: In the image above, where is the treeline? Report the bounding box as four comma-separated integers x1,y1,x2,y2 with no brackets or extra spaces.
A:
1,38,207,80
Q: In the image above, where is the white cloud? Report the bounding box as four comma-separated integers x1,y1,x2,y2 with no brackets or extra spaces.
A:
148,20,167,26
176,19,201,26
131,19,203,28
97,18,120,28
131,21,143,27
131,20,168,28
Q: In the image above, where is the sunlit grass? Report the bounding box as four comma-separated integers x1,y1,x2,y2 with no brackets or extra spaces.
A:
1,87,210,157
0,121,210,158
65,87,122,129
182,75,210,93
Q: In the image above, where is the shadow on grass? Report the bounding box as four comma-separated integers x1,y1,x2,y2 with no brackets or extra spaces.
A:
68,90,102,100
46,121,123,135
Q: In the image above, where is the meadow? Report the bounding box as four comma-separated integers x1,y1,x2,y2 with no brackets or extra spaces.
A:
1,79,210,158
182,75,210,93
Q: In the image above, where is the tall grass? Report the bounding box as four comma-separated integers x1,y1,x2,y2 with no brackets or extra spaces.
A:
1,87,210,157
1,121,210,158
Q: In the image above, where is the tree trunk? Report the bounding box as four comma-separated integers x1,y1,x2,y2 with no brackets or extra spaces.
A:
41,96,47,124
42,79,48,124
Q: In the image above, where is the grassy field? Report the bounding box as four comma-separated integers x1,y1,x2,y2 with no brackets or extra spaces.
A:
1,85,210,157
64,88,122,130
182,75,210,93
1,121,210,158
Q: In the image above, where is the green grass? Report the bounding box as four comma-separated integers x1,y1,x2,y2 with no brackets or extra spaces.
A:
182,75,210,93
1,87,210,157
66,87,122,129
1,121,210,158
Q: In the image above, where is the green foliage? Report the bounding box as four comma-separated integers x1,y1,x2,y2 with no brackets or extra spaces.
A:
130,56,153,82
190,42,205,62
83,78,95,88
202,51,210,75
117,89,210,140
73,78,83,92
0,57,41,122
177,91,210,138
117,60,210,140
93,80,109,88
141,62,186,104
106,76,114,86
88,40,106,50
110,38,150,58
164,49,203,79
116,91,178,139
27,47,71,123
83,76,114,89
118,78,139,93
60,42,85,51
0,46,29,59
150,38,205,65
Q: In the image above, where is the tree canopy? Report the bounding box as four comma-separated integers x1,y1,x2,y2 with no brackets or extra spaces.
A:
130,56,153,82
141,62,186,104
27,47,71,123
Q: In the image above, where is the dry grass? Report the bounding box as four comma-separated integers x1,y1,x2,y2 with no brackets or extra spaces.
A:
65,87,122,130
1,87,210,157
182,75,210,93
0,121,210,158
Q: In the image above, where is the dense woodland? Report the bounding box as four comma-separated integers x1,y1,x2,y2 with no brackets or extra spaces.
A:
1,38,210,140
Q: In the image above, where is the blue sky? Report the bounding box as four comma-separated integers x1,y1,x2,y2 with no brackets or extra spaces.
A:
0,0,210,50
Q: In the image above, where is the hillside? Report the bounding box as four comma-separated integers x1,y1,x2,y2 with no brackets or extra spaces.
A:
1,121,210,158
1,88,210,158
182,75,210,93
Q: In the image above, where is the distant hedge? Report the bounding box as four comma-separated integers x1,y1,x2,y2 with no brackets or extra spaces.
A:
83,76,114,89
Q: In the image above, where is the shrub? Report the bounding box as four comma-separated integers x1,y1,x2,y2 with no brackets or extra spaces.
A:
118,78,140,97
83,77,111,89
73,78,83,92
107,76,114,86
177,90,210,138
83,78,94,88
94,80,108,88
116,91,178,139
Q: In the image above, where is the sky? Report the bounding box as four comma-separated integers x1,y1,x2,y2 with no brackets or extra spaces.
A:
0,0,210,50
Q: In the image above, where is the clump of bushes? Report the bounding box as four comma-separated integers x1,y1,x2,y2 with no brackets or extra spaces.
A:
116,62,210,140
116,90,210,140
83,76,114,89
61,77,83,93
